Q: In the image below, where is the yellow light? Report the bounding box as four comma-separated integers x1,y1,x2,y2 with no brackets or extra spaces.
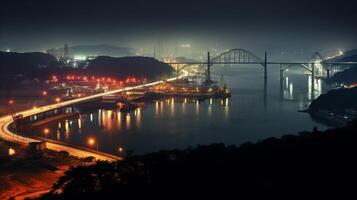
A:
78,118,82,129
8,148,16,156
65,120,69,133
43,128,50,134
55,97,61,103
88,138,95,145
118,147,124,152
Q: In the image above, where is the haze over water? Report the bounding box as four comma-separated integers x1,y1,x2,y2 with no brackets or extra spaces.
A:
29,64,330,155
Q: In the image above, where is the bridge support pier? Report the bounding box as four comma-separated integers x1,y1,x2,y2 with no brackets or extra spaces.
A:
326,67,330,78
264,51,268,82
311,63,315,100
206,51,211,84
263,51,268,107
280,65,284,100
176,65,179,79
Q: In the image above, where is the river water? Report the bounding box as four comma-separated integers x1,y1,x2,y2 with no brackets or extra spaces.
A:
27,65,331,156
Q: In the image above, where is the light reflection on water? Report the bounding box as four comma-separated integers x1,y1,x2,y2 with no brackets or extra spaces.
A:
28,67,331,155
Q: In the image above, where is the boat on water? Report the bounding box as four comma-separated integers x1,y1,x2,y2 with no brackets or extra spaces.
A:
118,102,139,113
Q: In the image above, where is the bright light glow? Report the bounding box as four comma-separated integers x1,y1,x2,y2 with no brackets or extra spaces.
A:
43,128,50,134
180,44,191,48
88,138,95,145
74,55,87,61
8,148,16,156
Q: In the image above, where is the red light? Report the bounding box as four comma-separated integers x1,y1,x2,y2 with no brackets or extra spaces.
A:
42,91,48,96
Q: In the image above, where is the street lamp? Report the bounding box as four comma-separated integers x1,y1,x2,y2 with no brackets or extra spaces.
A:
118,147,123,152
43,128,50,141
118,147,126,157
55,97,61,103
88,138,99,152
8,99,15,115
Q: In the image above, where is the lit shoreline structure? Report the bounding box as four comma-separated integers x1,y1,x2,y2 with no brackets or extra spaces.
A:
135,74,231,101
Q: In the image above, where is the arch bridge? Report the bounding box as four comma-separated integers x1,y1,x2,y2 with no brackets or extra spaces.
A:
167,48,357,102
167,48,357,83
168,48,267,84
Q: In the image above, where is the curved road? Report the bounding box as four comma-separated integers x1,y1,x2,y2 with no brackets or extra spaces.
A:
0,72,187,162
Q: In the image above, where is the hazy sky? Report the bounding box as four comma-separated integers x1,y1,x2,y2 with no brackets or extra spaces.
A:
1,0,357,57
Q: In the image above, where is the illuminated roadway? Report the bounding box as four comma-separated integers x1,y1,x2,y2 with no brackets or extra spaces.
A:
0,71,188,162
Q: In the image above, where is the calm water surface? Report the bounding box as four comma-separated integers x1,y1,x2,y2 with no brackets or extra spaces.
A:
28,65,331,155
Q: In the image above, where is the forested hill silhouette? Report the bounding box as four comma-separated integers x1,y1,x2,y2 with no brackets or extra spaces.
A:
326,48,357,85
328,66,357,85
0,51,174,81
0,51,57,76
85,56,174,79
308,87,357,112
39,120,357,200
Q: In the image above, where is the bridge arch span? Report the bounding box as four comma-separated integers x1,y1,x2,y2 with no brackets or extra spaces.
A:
211,48,264,66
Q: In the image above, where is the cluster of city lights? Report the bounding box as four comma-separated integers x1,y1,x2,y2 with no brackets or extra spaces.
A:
57,75,141,85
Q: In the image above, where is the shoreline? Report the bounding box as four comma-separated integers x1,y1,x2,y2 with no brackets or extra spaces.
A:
0,75,186,162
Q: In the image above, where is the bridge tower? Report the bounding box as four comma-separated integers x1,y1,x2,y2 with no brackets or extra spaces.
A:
263,51,268,107
311,63,315,100
206,51,211,84
264,51,267,81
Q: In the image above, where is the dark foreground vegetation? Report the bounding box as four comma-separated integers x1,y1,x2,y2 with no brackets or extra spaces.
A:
38,120,357,199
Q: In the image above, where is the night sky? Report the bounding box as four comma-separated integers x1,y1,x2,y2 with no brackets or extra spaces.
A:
1,0,357,55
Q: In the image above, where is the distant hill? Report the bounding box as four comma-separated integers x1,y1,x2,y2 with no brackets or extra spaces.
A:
328,67,357,85
0,52,173,82
46,44,134,57
325,49,357,85
308,87,357,112
325,48,357,63
86,56,174,80
0,51,57,76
